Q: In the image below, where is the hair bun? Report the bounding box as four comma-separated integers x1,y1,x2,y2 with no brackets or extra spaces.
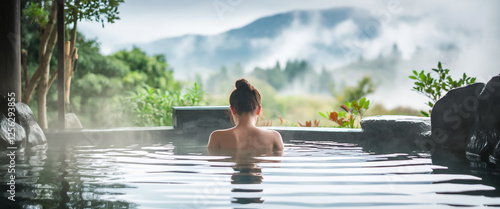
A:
235,79,252,91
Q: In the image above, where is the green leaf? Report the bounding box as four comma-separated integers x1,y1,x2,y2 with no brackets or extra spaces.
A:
319,112,327,119
421,111,429,117
352,100,359,108
359,97,366,108
437,62,442,69
409,75,417,80
447,77,453,83
344,101,352,109
420,73,427,83
364,100,370,109
413,70,418,76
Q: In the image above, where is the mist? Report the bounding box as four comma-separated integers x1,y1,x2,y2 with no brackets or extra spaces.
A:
81,0,499,110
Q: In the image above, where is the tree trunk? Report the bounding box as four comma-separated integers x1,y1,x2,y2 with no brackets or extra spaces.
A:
22,2,57,103
65,0,79,112
63,46,77,112
64,41,70,111
36,23,57,129
21,49,28,90
37,62,49,129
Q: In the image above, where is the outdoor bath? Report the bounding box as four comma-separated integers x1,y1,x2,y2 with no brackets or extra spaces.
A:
2,0,500,208
2,107,500,208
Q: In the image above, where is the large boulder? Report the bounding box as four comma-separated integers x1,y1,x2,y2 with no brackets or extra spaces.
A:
0,113,26,149
431,83,485,155
15,102,47,149
0,94,46,151
431,75,500,165
467,75,500,161
0,95,25,149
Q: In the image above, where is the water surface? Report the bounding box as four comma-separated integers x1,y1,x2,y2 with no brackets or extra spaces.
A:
1,137,500,208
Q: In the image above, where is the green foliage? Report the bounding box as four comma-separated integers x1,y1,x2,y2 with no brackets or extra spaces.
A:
251,62,286,90
246,59,333,93
283,60,312,81
319,97,370,128
127,83,204,126
22,0,123,27
23,2,49,26
111,47,180,91
66,0,124,27
409,61,476,116
342,76,375,101
22,31,197,128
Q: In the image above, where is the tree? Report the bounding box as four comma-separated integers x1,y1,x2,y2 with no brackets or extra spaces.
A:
111,47,180,91
21,0,123,129
342,76,375,102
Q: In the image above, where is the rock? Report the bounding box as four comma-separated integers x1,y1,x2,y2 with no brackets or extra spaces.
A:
491,141,500,164
0,95,8,120
466,75,500,160
65,113,83,129
0,113,26,148
0,94,46,151
360,115,431,151
431,75,500,165
172,106,232,133
15,102,47,148
431,83,485,155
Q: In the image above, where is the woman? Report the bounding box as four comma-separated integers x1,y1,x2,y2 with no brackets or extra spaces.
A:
208,79,284,152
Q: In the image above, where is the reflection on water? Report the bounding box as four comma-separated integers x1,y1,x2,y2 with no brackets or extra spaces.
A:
1,138,500,208
0,147,49,208
231,159,264,204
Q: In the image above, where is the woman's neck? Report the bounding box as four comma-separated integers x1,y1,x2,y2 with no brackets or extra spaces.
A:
234,113,258,127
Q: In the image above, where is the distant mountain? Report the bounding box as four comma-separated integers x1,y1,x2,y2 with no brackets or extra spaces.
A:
139,7,381,78
130,5,497,110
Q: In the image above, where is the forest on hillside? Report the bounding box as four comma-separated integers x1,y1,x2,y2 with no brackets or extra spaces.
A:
19,1,421,129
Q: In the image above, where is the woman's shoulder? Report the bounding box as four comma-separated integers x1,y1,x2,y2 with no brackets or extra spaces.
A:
261,129,283,151
260,129,282,139
210,128,235,138
208,128,236,149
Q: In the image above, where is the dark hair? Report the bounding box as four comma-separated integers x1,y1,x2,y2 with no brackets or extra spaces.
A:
229,79,261,115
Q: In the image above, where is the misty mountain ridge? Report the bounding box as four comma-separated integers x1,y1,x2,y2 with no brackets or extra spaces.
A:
139,7,390,77
138,6,461,75
133,6,473,109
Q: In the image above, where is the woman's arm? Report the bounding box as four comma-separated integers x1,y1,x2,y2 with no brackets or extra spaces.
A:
272,131,284,151
208,131,221,149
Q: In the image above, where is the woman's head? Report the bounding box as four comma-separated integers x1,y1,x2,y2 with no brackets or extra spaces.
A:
230,79,261,115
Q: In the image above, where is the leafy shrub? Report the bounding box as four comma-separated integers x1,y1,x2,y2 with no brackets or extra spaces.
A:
409,62,476,116
127,83,203,126
319,97,370,128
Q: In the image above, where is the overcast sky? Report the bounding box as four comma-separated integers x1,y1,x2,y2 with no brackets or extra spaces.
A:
79,0,498,54
80,0,389,53
79,0,500,77
77,0,500,109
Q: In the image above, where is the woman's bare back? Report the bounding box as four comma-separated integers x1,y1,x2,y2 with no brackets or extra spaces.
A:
208,126,283,151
